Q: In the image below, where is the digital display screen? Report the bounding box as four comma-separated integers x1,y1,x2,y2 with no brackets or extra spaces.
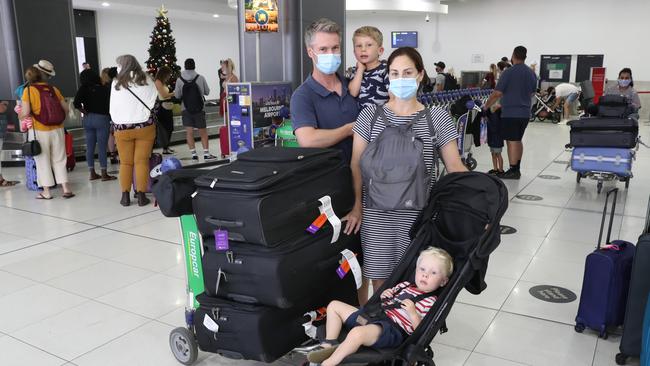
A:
391,31,418,48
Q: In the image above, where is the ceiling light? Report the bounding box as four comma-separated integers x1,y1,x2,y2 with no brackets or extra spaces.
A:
101,2,110,6
213,14,220,18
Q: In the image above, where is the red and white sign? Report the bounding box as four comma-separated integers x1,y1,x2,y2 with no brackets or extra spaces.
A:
590,67,606,104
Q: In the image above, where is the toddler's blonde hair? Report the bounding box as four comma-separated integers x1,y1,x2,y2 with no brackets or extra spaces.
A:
417,247,453,278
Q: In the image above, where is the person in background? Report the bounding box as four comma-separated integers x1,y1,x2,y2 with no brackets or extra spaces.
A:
482,63,497,89
482,46,537,180
101,67,119,164
550,83,580,124
20,61,75,199
0,100,19,187
496,60,510,81
218,60,226,100
219,58,239,123
347,26,389,110
82,62,91,70
175,58,217,161
605,68,641,120
434,61,447,92
154,66,175,155
109,54,157,207
73,69,116,181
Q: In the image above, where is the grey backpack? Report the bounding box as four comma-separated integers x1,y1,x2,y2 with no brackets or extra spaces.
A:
360,106,437,211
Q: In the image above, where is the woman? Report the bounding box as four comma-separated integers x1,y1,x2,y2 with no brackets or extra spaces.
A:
101,67,119,164
343,47,467,299
219,58,239,118
482,63,497,89
20,61,75,199
605,68,642,120
109,54,157,207
154,66,175,154
73,69,115,181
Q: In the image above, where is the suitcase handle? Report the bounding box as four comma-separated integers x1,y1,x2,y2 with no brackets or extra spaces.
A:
205,217,244,228
597,188,618,249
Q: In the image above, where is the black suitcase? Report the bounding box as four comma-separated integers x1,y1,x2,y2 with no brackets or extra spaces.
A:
569,130,638,148
195,293,309,362
597,95,634,118
617,198,650,365
193,147,354,246
568,117,639,133
202,227,362,308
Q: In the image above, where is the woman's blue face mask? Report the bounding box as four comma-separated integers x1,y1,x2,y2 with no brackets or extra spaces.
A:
618,79,631,88
389,78,418,100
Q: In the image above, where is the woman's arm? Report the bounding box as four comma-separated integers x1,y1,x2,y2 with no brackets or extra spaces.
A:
343,132,368,235
154,80,174,99
439,140,468,173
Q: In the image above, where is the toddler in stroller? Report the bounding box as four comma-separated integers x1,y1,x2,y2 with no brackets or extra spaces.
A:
303,172,508,366
307,247,454,365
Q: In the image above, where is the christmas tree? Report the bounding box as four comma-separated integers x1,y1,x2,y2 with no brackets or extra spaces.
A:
145,5,181,86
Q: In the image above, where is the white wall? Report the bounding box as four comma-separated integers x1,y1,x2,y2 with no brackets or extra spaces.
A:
95,11,239,100
346,0,650,83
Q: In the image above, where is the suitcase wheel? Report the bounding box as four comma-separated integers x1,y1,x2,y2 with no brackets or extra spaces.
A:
170,327,198,365
576,173,582,183
574,323,585,333
599,330,608,340
465,155,477,171
597,181,603,194
615,352,628,365
624,177,630,189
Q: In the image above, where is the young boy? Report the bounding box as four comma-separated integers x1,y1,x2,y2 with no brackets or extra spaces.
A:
346,26,389,110
485,107,504,175
307,247,454,366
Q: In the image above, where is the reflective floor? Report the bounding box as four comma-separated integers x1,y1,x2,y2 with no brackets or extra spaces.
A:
0,118,648,366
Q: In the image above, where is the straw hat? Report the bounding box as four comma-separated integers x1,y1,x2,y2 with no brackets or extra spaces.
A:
33,60,56,76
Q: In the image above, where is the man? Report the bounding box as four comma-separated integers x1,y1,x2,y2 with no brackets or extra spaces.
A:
483,46,537,180
175,58,217,160
551,83,581,123
0,100,19,186
290,18,359,164
434,61,446,92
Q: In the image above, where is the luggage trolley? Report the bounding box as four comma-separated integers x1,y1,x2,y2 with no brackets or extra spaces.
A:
455,101,481,171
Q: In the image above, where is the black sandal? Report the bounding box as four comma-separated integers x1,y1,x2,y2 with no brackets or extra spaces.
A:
0,179,18,187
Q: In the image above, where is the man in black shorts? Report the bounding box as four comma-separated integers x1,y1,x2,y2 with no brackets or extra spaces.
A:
483,46,537,179
175,58,217,160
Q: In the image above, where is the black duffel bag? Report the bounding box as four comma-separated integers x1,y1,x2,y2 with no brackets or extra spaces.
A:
152,160,229,217
598,95,635,118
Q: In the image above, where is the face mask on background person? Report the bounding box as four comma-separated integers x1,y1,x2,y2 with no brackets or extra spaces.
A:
314,53,341,75
618,79,631,87
389,78,418,100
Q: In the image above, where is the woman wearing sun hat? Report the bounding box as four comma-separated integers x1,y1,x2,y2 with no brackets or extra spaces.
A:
19,60,75,199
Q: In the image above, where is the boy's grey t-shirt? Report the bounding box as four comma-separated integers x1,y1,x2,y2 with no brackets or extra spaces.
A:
346,60,389,110
495,64,537,118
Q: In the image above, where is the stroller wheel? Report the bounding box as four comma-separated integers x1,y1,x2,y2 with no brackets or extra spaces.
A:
169,327,198,365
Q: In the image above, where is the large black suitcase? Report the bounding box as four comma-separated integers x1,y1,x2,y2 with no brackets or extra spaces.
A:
570,131,638,148
202,227,362,308
194,293,309,362
598,95,634,118
568,117,638,133
617,198,650,365
193,147,354,246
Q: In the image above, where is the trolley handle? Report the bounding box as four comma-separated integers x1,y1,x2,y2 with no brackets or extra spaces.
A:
644,195,650,235
597,188,618,249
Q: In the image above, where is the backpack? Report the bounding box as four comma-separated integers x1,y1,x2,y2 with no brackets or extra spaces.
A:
441,73,459,91
180,75,204,113
359,106,438,211
29,84,66,125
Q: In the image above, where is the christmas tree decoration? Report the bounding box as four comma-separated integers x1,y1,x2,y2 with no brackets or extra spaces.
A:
146,5,181,87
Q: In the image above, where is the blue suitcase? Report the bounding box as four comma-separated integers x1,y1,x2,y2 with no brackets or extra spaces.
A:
24,156,40,191
642,293,650,366
571,147,633,177
575,188,635,339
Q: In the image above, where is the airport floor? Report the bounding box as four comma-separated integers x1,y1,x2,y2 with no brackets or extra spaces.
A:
0,118,648,366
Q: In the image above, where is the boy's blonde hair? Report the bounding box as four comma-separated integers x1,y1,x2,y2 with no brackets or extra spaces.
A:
417,247,454,278
353,26,383,47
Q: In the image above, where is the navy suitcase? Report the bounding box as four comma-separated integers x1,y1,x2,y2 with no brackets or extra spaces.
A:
571,147,633,177
617,197,650,365
575,188,635,339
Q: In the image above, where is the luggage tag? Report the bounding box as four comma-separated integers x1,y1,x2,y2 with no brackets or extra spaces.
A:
214,229,229,251
306,196,342,243
203,314,219,333
337,249,362,289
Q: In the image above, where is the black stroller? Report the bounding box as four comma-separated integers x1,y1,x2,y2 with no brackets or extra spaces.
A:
332,172,509,366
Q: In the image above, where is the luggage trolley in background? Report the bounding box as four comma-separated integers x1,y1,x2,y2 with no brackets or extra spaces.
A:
454,100,481,171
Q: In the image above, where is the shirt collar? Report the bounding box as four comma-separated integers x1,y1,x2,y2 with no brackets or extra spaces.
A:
306,74,348,98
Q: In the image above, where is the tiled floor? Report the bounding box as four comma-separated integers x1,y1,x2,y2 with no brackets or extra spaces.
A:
0,119,648,366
